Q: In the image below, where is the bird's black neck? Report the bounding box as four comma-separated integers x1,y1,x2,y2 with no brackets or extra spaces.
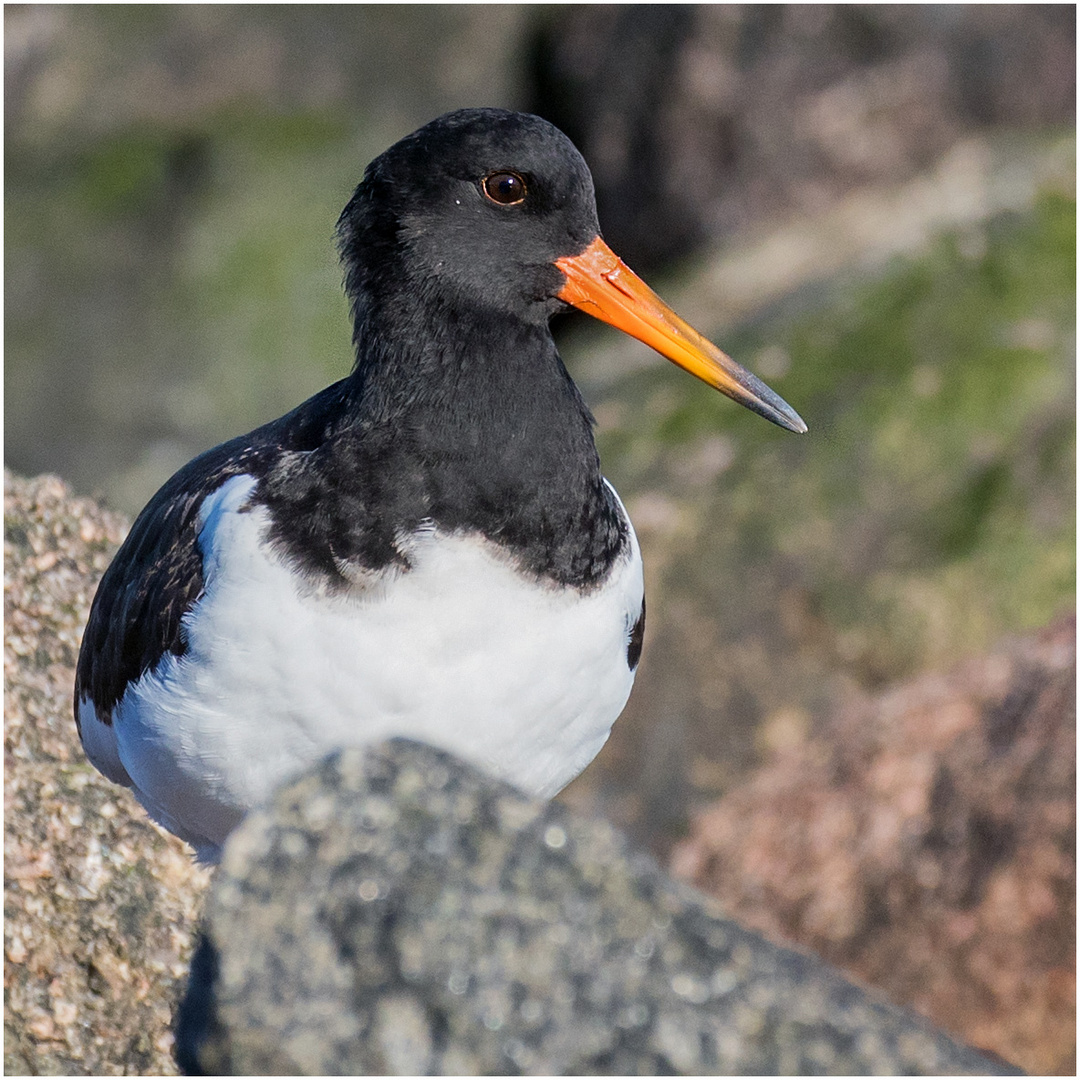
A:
255,292,628,591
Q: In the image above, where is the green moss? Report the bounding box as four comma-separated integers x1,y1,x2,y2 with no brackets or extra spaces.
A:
596,186,1075,686
6,107,365,513
72,132,179,215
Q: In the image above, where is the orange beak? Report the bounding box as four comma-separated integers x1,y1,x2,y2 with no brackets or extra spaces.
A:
556,236,806,433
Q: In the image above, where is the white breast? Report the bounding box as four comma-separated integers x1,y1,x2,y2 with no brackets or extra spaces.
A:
80,474,643,861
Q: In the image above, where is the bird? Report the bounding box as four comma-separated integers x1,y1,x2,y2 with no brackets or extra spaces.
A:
74,108,805,863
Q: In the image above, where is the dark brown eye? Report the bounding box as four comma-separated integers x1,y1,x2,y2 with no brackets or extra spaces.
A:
482,171,527,206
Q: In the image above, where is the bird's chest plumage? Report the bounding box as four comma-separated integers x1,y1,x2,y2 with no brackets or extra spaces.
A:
101,475,642,858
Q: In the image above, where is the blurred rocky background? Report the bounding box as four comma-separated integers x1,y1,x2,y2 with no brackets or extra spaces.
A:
5,4,1075,1075
671,612,1075,1075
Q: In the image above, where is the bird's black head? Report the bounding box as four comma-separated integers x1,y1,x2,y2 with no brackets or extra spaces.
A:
338,108,599,330
337,108,806,434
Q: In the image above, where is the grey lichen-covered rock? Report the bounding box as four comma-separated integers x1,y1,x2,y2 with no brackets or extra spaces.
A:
177,740,1014,1075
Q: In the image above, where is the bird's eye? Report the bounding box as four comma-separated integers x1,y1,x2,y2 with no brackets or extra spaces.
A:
482,171,527,206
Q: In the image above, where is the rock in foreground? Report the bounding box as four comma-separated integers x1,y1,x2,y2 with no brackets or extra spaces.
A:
4,472,211,1075
177,740,1013,1075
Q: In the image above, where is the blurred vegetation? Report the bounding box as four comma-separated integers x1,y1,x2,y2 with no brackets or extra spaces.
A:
578,182,1075,835
6,108,367,510
602,191,1074,675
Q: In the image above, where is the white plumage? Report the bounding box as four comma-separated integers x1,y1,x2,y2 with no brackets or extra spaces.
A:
78,474,644,862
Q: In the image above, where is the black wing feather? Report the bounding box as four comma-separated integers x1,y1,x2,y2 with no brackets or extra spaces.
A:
74,379,353,725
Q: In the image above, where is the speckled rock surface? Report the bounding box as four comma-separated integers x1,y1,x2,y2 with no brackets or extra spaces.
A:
4,471,211,1075
178,740,1013,1075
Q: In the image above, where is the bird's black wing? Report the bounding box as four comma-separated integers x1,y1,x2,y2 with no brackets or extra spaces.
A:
74,379,353,726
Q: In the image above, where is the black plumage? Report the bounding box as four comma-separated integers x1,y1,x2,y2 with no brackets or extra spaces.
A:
76,109,631,726
75,108,803,857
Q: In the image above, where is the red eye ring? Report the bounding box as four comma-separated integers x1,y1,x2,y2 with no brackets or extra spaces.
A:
482,171,527,206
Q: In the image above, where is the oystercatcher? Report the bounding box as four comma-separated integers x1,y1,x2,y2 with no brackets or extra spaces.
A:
75,109,805,863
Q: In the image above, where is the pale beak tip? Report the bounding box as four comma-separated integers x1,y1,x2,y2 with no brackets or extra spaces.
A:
740,374,807,434
763,403,808,435
784,409,809,435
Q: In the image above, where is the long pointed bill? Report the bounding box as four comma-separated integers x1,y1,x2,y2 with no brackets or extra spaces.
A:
556,236,807,433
